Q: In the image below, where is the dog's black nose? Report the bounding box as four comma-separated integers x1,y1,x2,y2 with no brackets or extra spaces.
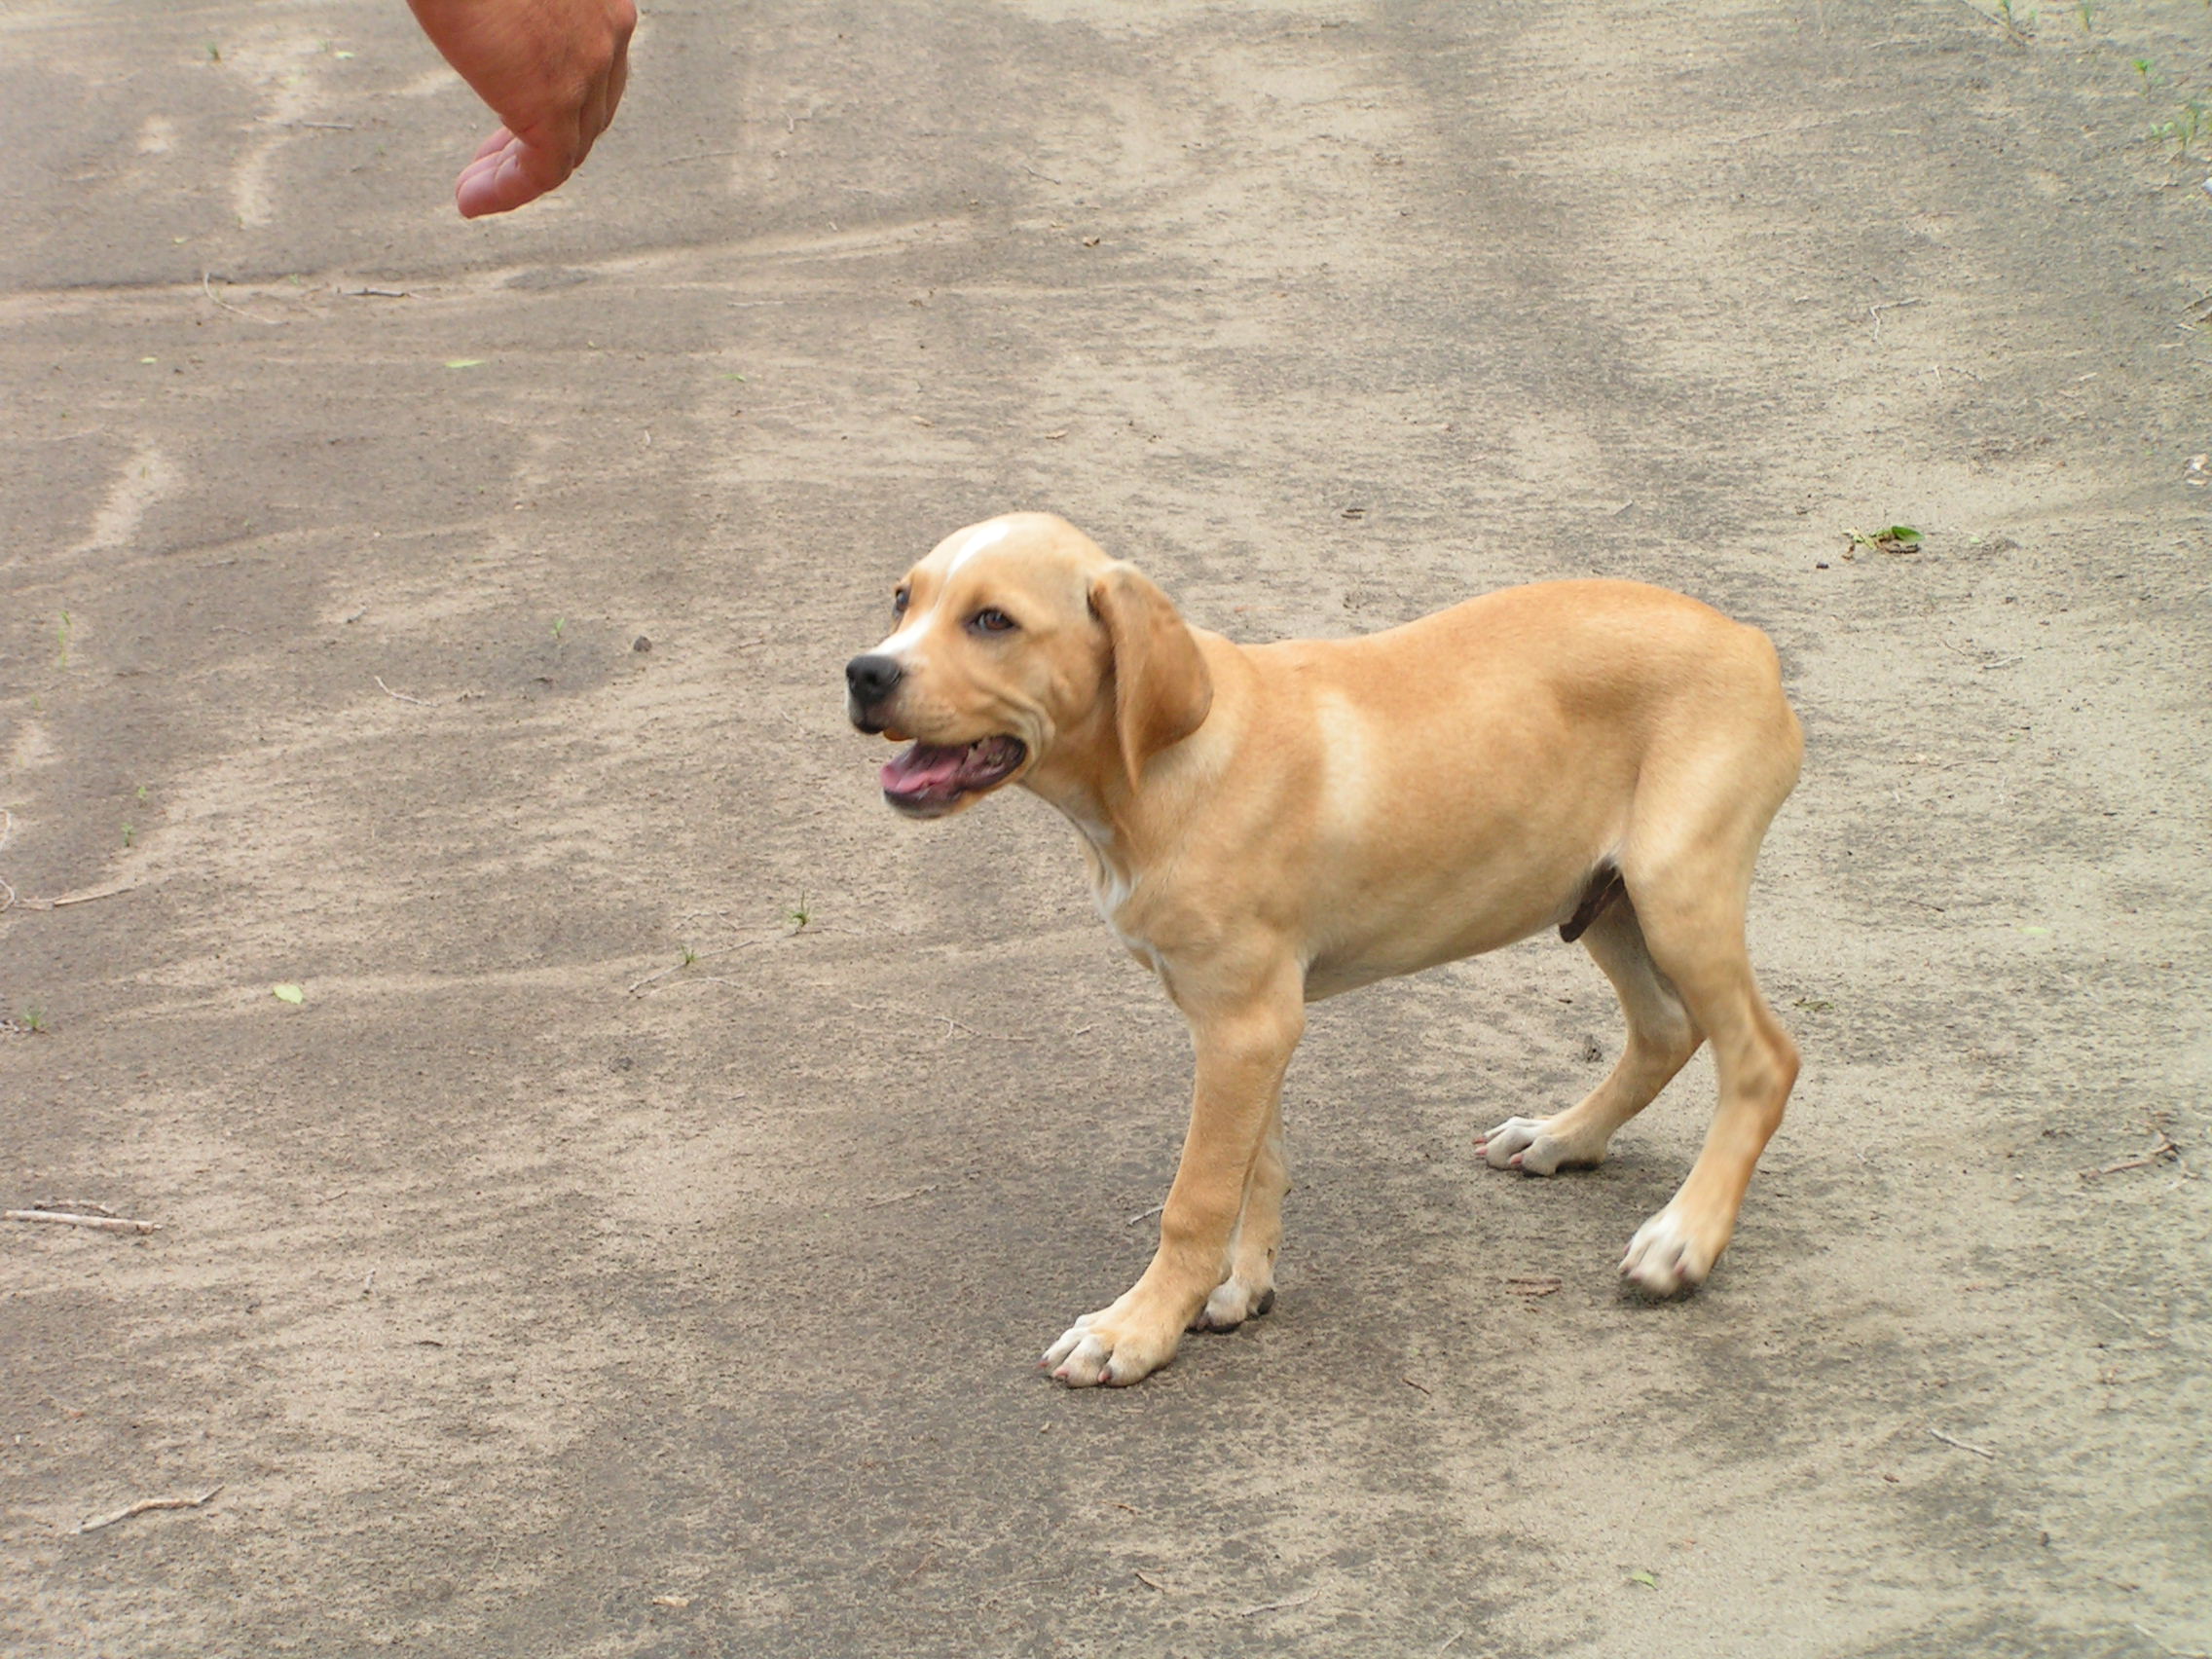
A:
846,653,903,704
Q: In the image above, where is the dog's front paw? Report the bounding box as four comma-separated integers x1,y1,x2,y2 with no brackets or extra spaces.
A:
1191,1274,1275,1334
1041,1297,1184,1387
1476,1114,1607,1176
1620,1204,1721,1297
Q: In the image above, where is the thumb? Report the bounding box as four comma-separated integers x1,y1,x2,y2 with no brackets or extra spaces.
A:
455,132,571,218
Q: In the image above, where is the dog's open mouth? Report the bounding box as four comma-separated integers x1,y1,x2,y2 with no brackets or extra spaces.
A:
880,734,1028,815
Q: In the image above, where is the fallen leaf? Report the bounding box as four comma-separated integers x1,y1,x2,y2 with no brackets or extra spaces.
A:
2017,926,2051,938
444,358,485,370
1846,524,1923,555
1629,1569,1658,1590
272,983,305,1005
648,1595,691,1609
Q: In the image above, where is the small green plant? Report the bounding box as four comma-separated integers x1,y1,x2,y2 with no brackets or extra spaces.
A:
2152,98,2207,155
136,785,148,803
787,891,813,932
55,610,70,668
680,945,699,967
122,823,134,847
22,1006,47,1033
2076,0,2096,31
2132,58,2159,91
205,43,221,62
1994,0,2033,37
551,616,567,643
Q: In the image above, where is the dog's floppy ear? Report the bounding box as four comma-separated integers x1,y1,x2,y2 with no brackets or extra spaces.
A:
1089,562,1213,788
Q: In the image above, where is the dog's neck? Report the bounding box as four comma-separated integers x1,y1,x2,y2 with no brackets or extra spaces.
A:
1026,760,1158,946
1024,744,1144,866
1023,631,1246,891
1023,718,1222,887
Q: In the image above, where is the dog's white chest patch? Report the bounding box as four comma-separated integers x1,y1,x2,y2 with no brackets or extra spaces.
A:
1078,824,1161,972
1096,879,1162,973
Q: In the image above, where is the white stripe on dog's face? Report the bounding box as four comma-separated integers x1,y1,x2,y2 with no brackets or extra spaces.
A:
875,613,930,658
873,519,1019,660
942,518,1012,576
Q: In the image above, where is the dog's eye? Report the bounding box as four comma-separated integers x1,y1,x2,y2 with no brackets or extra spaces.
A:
970,608,1018,635
891,588,910,616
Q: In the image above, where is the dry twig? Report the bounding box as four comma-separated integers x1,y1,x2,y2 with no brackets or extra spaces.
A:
1928,1427,1994,1458
1939,634,2022,671
1238,1592,1318,1616
1868,297,1923,342
649,148,750,166
626,934,776,994
2131,1621,2212,1659
375,676,431,706
863,1185,941,1209
7,1209,159,1235
2081,1133,2182,1179
77,1485,223,1533
9,879,143,911
201,272,281,325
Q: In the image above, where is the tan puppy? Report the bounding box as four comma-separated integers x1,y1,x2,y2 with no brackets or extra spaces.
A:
846,513,1802,1387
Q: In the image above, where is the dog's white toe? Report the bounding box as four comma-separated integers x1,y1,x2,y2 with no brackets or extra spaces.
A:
1476,1115,1603,1175
1192,1277,1275,1332
1477,1116,1541,1168
1043,1325,1114,1385
1620,1206,1714,1297
1040,1296,1185,1386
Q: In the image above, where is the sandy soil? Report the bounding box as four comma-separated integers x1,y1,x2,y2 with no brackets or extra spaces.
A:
3,1,2208,1654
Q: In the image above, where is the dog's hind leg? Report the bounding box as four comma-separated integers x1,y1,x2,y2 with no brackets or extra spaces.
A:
1477,899,1704,1176
1612,785,1799,1296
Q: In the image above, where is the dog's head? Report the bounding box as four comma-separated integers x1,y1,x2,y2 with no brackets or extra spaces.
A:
846,513,1213,819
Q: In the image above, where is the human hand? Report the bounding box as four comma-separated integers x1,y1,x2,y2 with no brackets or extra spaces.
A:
406,0,637,218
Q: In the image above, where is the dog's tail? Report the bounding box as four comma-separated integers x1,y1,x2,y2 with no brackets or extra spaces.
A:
1559,861,1626,944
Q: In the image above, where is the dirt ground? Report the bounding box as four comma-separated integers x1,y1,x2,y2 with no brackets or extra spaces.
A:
3,1,2208,1654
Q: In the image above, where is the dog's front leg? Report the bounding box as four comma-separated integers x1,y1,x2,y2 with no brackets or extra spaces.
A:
1044,965,1304,1387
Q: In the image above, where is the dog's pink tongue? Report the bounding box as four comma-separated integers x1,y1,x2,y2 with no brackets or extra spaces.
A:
882,742,968,797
